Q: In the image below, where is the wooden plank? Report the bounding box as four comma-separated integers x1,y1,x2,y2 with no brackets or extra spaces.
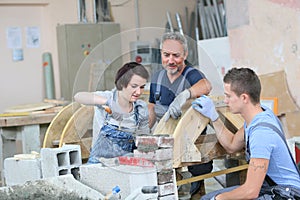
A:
153,98,244,168
42,102,81,148
154,100,212,168
217,106,244,132
259,71,299,114
177,164,249,186
154,99,193,135
4,102,56,113
173,107,210,167
0,113,57,127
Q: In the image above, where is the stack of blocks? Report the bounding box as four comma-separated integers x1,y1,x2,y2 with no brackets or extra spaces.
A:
135,135,178,200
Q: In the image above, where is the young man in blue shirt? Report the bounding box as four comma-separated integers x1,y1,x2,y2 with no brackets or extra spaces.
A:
193,67,300,199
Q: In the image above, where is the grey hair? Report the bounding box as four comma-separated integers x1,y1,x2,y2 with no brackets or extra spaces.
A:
160,32,188,54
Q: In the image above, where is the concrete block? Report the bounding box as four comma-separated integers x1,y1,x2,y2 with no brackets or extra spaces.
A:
4,157,42,186
158,194,178,200
80,163,158,198
118,156,154,167
134,148,173,161
40,145,81,179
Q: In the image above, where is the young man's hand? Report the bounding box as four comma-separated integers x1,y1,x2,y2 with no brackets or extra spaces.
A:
192,95,219,121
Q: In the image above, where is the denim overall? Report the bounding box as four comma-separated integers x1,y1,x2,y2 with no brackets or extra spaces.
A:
88,97,140,164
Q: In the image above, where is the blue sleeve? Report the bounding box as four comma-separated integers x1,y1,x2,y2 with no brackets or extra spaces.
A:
149,72,159,104
186,67,206,86
249,127,275,160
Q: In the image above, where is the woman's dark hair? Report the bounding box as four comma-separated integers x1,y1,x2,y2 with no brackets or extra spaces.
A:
115,62,149,90
223,67,261,104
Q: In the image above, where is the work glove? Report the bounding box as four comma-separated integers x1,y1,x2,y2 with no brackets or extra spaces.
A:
192,95,219,121
165,89,190,121
154,104,168,120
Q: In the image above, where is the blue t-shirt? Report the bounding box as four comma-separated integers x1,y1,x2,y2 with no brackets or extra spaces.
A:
149,65,206,106
245,106,300,188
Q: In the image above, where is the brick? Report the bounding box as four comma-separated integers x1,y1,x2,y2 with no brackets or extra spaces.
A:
157,170,174,184
136,135,160,147
158,136,174,148
153,159,173,172
136,135,174,149
134,148,173,161
157,182,176,196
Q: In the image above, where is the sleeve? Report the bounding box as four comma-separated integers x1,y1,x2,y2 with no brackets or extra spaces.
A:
135,100,150,135
148,72,159,104
249,127,275,160
186,68,207,86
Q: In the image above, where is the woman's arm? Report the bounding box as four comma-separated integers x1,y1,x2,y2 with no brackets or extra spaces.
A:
74,92,108,105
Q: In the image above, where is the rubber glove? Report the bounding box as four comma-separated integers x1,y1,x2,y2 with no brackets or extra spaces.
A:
192,95,219,121
165,89,190,121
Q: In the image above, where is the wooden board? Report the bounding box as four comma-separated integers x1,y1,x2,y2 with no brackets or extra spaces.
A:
259,71,299,115
153,98,244,168
4,102,56,113
217,106,244,132
0,113,57,127
153,100,211,168
154,99,193,135
59,105,94,159
42,102,81,148
172,107,210,167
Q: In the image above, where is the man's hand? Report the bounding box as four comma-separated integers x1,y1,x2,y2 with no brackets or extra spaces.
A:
165,89,190,121
192,95,219,121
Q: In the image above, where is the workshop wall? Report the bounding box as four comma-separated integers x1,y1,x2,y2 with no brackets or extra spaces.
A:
226,0,300,136
0,0,196,113
2,0,298,121
227,0,300,107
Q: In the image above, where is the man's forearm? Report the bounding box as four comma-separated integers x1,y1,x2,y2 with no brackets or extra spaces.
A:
189,79,212,98
148,103,156,129
211,118,243,153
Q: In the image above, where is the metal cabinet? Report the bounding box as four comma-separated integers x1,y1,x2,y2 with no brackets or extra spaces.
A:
57,23,121,100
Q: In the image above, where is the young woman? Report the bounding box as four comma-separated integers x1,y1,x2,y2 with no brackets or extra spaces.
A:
74,62,150,163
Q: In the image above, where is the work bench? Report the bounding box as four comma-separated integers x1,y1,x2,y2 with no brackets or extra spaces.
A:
0,113,57,185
